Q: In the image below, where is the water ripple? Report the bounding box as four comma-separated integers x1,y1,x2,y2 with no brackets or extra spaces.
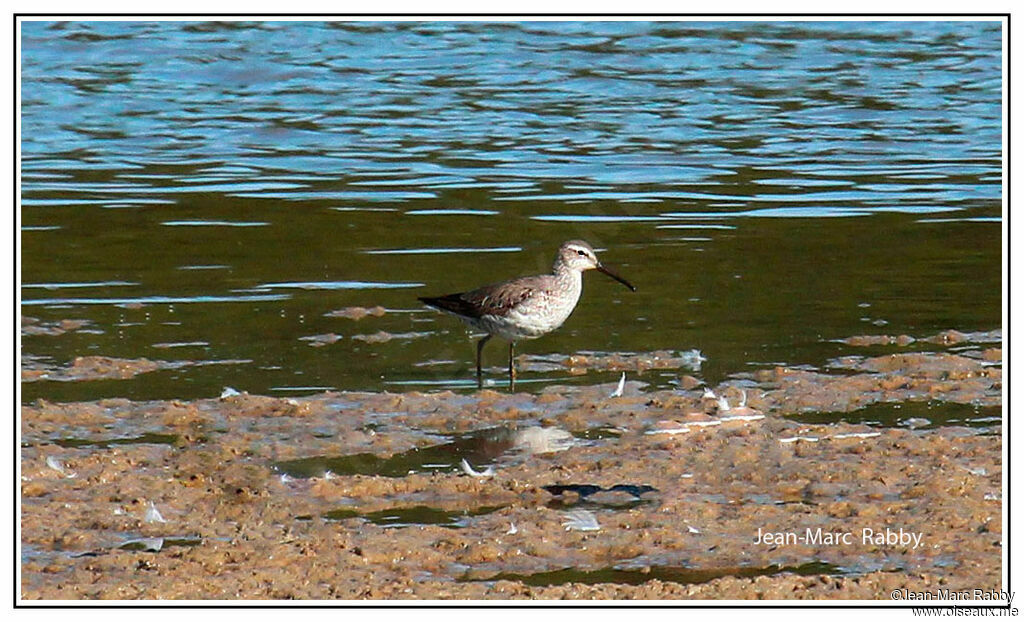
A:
22,294,291,306
253,281,424,290
161,220,270,227
364,247,522,255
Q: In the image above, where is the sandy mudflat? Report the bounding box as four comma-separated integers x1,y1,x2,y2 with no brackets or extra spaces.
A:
21,336,1002,600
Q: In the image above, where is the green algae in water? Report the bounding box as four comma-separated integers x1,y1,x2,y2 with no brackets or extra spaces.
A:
118,536,201,552
52,432,181,448
321,504,507,528
571,426,623,441
273,427,517,478
474,561,844,587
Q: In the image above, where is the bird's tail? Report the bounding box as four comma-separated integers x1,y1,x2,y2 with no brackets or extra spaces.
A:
418,293,477,318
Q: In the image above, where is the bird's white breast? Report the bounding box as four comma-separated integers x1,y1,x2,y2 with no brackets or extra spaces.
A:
479,272,582,341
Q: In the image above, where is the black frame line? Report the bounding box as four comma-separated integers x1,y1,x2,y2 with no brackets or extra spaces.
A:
12,11,1011,609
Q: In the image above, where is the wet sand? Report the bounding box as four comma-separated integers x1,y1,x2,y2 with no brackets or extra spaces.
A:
20,331,1002,600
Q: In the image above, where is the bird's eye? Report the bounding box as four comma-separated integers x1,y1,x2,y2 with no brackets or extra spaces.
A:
577,250,586,256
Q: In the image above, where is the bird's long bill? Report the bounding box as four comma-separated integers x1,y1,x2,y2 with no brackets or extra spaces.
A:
597,263,636,292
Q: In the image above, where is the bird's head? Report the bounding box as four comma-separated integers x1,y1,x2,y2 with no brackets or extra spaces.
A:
557,240,636,291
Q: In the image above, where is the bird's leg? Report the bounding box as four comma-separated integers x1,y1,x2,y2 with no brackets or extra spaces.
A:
476,335,491,387
508,341,516,392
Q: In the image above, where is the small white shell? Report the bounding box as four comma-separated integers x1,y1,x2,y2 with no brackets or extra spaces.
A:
610,372,626,398
779,436,820,444
561,509,600,532
46,456,77,478
830,432,880,440
144,501,167,524
459,458,495,478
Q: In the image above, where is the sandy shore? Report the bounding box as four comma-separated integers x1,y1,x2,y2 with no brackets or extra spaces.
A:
21,331,1002,600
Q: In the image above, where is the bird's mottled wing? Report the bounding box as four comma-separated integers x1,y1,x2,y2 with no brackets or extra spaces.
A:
420,276,546,318
464,277,545,316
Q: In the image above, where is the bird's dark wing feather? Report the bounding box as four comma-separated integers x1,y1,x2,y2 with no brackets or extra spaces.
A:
419,276,546,318
418,293,483,318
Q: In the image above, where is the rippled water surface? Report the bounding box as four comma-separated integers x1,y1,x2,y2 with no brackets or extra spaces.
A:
20,20,1003,402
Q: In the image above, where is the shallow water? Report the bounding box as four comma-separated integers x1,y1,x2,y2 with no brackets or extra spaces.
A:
273,426,521,478
319,504,509,529
785,400,1002,430
474,561,846,588
20,20,1002,403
